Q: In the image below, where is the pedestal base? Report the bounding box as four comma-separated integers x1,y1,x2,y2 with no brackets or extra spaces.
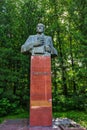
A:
0,119,86,130
30,56,52,126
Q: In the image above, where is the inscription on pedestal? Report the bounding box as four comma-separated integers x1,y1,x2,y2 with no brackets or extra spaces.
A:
32,72,51,75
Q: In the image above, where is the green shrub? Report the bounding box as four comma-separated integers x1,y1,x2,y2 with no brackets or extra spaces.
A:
0,98,11,116
52,94,87,112
0,98,20,116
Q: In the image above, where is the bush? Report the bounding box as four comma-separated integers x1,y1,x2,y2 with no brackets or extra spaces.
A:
0,98,11,116
52,94,87,112
0,98,20,116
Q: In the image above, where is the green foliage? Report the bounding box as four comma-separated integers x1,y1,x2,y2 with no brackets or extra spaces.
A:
0,98,19,116
53,94,87,112
0,98,10,116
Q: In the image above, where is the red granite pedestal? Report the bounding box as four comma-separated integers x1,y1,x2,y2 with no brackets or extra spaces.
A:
30,56,52,127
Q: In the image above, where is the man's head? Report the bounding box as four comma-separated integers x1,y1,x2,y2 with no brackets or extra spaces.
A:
36,23,45,34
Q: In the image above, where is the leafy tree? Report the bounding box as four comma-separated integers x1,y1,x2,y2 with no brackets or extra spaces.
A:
0,0,87,115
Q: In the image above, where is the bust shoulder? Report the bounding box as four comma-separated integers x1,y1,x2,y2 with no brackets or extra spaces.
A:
29,35,36,38
28,35,37,40
45,35,51,39
44,35,52,40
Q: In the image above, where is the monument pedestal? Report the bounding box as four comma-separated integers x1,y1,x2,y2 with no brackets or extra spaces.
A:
30,56,52,126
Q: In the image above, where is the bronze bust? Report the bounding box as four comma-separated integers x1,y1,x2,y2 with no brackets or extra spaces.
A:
21,23,58,57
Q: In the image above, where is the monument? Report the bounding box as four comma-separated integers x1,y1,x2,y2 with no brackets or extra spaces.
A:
0,23,86,130
21,23,58,127
21,23,57,57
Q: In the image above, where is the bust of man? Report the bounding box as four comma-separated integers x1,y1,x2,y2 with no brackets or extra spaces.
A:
21,23,58,57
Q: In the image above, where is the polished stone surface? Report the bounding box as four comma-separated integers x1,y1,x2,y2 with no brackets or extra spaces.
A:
30,56,52,126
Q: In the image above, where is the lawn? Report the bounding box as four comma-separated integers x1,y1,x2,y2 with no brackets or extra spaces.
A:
0,111,87,128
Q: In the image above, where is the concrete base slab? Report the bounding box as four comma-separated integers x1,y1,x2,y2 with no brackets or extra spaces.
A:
0,118,86,130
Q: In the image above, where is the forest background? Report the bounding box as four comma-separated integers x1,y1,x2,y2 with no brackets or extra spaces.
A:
0,0,87,127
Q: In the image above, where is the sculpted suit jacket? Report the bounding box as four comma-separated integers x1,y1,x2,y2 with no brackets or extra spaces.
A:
21,34,58,57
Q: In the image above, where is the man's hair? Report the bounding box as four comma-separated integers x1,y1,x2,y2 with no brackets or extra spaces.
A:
37,23,45,29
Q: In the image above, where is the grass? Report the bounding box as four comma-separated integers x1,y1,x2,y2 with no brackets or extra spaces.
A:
0,110,87,128
0,111,29,124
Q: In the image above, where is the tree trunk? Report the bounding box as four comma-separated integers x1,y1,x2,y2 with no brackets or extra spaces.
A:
69,35,77,93
57,30,68,96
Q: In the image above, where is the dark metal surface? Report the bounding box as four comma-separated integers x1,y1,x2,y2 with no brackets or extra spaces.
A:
21,23,58,57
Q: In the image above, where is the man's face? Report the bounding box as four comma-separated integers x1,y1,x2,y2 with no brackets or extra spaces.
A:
37,24,44,33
